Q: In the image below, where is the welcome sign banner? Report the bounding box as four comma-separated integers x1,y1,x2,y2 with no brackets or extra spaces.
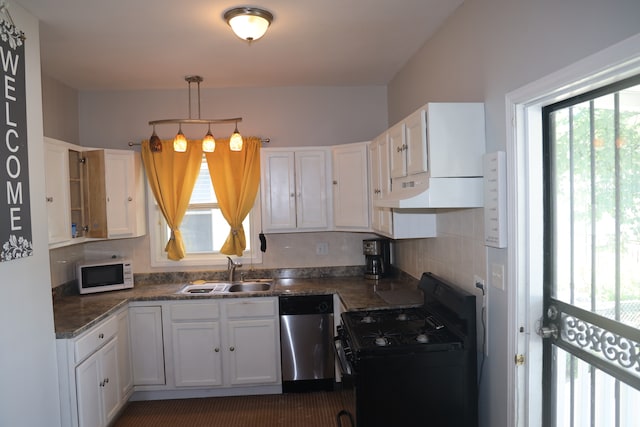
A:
0,4,30,263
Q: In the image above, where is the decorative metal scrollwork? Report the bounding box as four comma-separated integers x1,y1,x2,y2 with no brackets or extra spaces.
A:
561,313,640,374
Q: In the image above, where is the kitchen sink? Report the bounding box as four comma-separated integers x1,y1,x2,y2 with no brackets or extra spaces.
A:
227,282,272,292
177,280,273,295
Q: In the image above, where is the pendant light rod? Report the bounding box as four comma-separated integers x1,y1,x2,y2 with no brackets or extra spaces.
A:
148,75,243,126
148,118,242,126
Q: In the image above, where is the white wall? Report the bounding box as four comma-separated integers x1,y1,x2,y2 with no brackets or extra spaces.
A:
387,1,640,427
0,2,61,426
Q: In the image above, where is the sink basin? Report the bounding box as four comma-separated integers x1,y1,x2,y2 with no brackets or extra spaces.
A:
177,280,273,295
228,282,272,292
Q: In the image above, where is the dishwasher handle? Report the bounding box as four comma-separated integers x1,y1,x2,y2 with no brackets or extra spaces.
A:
279,294,333,315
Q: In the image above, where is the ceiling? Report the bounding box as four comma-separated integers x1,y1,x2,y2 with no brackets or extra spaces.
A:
13,0,463,91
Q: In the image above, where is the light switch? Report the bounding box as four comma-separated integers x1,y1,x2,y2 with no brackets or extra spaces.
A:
491,263,505,290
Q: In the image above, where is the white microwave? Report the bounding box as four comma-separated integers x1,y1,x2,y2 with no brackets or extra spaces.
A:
77,259,134,294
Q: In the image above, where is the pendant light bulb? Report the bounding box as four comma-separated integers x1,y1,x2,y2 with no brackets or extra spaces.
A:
173,126,187,152
202,125,216,153
230,123,243,151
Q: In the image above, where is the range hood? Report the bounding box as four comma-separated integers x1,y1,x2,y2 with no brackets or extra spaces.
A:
373,176,484,209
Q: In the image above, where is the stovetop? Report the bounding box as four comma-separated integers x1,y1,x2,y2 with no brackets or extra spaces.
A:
340,307,463,354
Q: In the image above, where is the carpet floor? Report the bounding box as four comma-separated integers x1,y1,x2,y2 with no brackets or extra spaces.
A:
113,391,355,427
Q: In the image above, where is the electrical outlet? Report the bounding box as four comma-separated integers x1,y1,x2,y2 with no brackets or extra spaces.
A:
474,275,485,291
316,242,329,255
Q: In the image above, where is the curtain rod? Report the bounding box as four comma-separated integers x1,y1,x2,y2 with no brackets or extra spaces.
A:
127,138,270,148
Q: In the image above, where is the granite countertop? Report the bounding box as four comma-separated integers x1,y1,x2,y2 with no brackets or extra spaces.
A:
53,275,423,339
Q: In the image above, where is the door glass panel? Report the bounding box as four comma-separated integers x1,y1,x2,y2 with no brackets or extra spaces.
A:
544,75,640,427
555,346,640,427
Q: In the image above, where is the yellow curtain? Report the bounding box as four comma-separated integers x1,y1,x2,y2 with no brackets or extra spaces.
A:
141,139,203,260
205,137,261,256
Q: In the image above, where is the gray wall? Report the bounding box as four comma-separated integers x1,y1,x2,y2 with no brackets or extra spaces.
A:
41,74,79,144
0,2,61,426
78,85,388,150
387,1,640,427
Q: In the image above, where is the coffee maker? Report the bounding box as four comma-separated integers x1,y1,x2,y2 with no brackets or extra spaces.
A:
363,238,390,280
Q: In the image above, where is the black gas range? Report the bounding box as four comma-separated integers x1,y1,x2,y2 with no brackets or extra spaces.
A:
335,272,477,427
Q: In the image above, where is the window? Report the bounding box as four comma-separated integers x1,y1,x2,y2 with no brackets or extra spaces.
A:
148,156,261,267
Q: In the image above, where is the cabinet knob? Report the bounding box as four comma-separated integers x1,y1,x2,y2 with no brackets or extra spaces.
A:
214,347,220,352
397,147,402,153
229,346,235,352
98,333,104,339
46,197,53,202
333,180,338,185
128,197,133,202
290,193,295,198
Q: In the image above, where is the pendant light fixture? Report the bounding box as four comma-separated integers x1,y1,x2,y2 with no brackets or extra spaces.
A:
202,124,216,153
224,6,274,42
229,121,243,151
148,75,243,152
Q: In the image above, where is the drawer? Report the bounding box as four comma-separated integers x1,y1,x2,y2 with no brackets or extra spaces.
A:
74,314,118,363
225,298,277,318
171,301,220,321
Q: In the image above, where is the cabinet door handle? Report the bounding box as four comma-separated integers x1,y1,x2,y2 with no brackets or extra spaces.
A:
229,346,235,352
98,333,104,339
46,197,53,203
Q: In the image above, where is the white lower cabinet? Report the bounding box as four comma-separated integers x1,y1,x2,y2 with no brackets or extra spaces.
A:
170,301,223,387
155,298,281,397
129,305,165,386
224,298,280,387
75,338,119,427
57,307,131,427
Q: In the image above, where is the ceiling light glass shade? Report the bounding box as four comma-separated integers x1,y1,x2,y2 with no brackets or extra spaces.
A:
230,128,243,151
202,130,216,153
173,128,187,152
224,7,273,42
149,129,162,152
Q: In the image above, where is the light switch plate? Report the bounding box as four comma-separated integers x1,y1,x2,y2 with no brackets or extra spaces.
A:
491,263,505,290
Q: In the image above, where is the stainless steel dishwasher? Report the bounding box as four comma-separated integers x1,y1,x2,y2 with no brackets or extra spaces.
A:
279,294,335,392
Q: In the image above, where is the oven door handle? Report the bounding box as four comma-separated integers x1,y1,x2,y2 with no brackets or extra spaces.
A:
333,336,354,377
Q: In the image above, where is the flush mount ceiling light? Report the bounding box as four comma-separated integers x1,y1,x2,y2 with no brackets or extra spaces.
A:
224,6,273,42
148,75,243,152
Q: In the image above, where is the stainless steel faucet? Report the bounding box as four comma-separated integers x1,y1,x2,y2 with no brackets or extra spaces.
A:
227,256,242,282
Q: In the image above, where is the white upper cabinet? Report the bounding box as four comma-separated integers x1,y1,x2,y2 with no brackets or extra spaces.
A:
104,150,146,238
376,102,486,209
44,138,72,244
332,142,369,230
83,149,146,239
389,108,428,179
261,148,330,232
368,135,393,235
44,138,146,247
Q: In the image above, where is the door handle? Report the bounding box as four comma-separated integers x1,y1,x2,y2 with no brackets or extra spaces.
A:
537,323,558,340
537,304,559,339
